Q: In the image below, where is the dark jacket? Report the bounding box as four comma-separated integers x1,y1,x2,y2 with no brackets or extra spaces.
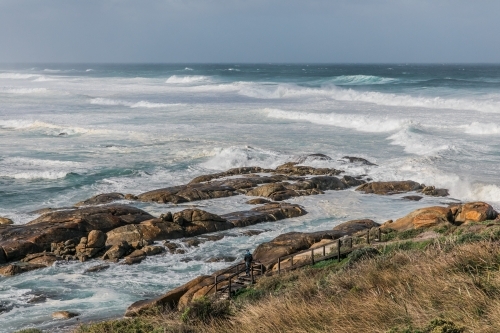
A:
244,253,253,263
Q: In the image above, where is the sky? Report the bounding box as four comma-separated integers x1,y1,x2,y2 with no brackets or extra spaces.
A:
0,0,499,63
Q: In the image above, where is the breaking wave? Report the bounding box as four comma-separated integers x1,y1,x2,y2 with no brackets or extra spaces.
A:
460,122,500,135
330,75,398,85
165,75,212,84
265,109,405,133
0,73,39,79
1,88,49,94
0,157,86,180
90,98,180,108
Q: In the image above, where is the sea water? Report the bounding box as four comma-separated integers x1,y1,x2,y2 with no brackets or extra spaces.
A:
1,64,500,331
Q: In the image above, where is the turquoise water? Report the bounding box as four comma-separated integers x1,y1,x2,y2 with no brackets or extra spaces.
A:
1,64,500,331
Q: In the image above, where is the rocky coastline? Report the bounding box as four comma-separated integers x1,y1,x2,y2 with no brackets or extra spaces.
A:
1,155,479,329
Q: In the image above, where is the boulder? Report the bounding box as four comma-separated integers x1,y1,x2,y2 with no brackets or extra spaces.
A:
222,203,307,228
84,264,110,273
245,198,272,205
103,241,130,260
332,219,380,234
454,202,497,224
0,217,13,225
137,183,238,204
188,167,270,184
382,206,453,231
52,311,79,319
106,219,183,246
356,181,423,195
296,153,332,163
418,186,449,197
274,162,342,176
74,193,125,207
86,230,106,248
21,252,60,266
402,195,423,201
0,262,47,276
341,156,377,166
126,275,211,316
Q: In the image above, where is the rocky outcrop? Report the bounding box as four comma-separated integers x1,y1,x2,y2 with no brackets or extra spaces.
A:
341,156,377,166
52,311,79,319
245,198,272,205
382,202,498,232
0,217,13,225
126,275,211,316
188,167,272,184
332,219,380,235
274,162,342,177
356,181,423,195
418,186,449,197
296,153,332,163
382,206,453,231
222,203,307,228
74,193,126,207
0,262,47,276
453,202,497,224
0,205,153,263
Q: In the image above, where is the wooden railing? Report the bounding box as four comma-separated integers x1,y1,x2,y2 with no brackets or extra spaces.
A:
204,260,264,298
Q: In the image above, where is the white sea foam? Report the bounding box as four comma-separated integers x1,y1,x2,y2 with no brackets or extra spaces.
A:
184,67,193,71
387,126,453,156
0,157,86,180
43,69,61,72
89,98,178,108
165,75,211,84
86,69,93,72
266,108,406,133
32,76,55,82
201,146,290,170
1,88,49,94
0,119,116,137
460,122,500,135
0,73,39,79
330,75,398,85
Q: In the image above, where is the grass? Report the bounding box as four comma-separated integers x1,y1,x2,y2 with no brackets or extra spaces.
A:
75,223,500,333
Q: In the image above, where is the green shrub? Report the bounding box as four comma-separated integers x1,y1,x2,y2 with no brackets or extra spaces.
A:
398,229,425,240
455,233,484,244
348,247,379,265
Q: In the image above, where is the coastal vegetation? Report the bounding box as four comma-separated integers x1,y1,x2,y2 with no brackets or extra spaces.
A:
73,221,500,333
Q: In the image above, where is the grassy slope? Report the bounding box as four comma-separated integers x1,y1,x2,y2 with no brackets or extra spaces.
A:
69,222,500,333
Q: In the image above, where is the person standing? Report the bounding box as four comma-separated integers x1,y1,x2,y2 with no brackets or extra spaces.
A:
244,250,253,276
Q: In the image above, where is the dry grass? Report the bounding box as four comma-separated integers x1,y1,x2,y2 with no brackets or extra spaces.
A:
76,227,500,333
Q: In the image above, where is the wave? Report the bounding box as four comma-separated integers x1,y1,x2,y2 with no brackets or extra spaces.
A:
33,76,55,82
387,126,454,156
265,109,405,133
0,119,113,136
238,83,500,113
89,98,180,108
200,146,291,170
86,69,93,72
330,75,398,85
43,69,61,72
0,73,39,79
1,88,49,94
0,157,85,180
184,67,193,71
460,122,500,135
165,75,212,84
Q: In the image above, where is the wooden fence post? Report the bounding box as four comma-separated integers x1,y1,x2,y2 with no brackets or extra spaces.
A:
367,230,370,244
278,257,281,275
311,249,315,264
337,239,341,262
378,228,382,242
215,275,218,292
251,264,254,283
350,237,353,248
323,245,326,257
228,278,232,299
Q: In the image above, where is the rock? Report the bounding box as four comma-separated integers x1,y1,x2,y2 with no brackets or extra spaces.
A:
123,255,146,265
199,234,225,242
0,262,47,276
184,238,202,247
124,194,138,200
84,264,110,273
241,230,265,236
86,230,106,248
245,198,272,205
222,203,307,228
204,256,236,263
21,252,60,266
164,241,179,253
341,156,377,166
106,219,183,246
296,153,332,163
103,241,130,260
454,202,497,224
27,294,47,304
74,193,125,207
160,212,173,222
188,167,270,184
356,181,423,195
142,245,165,256
0,217,13,225
52,311,79,319
0,205,153,263
332,219,380,234
137,183,238,204
274,162,343,176
403,195,423,201
126,275,211,316
382,206,454,231
253,230,344,269
419,186,449,197
246,183,288,198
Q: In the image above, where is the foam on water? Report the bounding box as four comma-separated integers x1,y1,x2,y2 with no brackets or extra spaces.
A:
0,157,88,180
265,108,406,133
0,73,40,79
89,98,179,108
460,122,500,135
330,75,398,85
165,75,212,84
1,88,49,94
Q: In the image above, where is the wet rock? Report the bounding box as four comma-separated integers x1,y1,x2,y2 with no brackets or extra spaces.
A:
74,193,125,207
0,262,47,276
21,252,60,266
175,249,186,254
274,162,343,176
403,195,423,201
356,181,423,195
222,203,307,228
124,194,138,200
418,186,449,197
52,310,79,319
0,205,153,263
27,294,47,304
84,264,110,273
164,241,179,253
130,239,153,249
454,202,497,224
142,245,165,256
296,153,332,163
188,167,270,184
122,255,146,265
160,212,173,222
184,238,202,247
106,219,184,246
241,230,265,236
205,256,236,263
199,234,224,242
103,241,130,260
0,217,13,225
382,206,454,231
86,230,106,248
137,183,238,204
245,198,272,205
341,156,377,166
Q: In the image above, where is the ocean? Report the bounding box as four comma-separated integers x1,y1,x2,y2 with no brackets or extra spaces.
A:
1,64,500,331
